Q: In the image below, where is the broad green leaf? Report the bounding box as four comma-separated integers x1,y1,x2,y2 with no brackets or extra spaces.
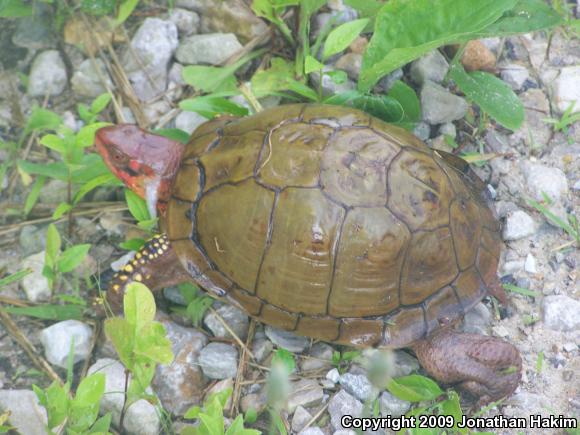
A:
43,382,69,429
91,93,112,114
226,415,261,435
116,0,140,25
326,91,404,122
300,0,326,17
0,0,32,17
387,375,443,402
344,0,383,20
183,405,202,419
323,18,369,60
124,282,156,329
23,175,46,216
76,122,112,148
360,0,518,91
304,55,324,74
24,107,62,135
40,134,66,153
440,391,466,433
449,65,524,130
57,244,91,273
0,269,32,288
179,96,248,119
52,202,72,220
388,80,421,122
182,66,238,94
119,238,145,251
18,160,68,181
73,172,118,204
81,0,115,15
186,295,214,327
125,189,150,222
89,414,112,433
251,58,319,101
135,322,174,364
45,224,62,268
473,0,563,37
154,128,191,145
74,373,105,407
3,304,84,320
104,317,134,366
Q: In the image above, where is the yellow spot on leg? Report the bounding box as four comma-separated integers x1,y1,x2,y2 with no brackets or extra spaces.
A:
124,264,134,273
134,273,143,282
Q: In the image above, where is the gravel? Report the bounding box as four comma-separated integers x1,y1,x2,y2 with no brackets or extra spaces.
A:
550,65,580,113
71,58,114,98
40,320,93,368
542,295,580,332
199,342,238,379
176,33,242,65
28,50,67,97
500,63,531,90
410,50,449,85
328,390,362,431
203,303,250,340
502,210,537,241
420,81,468,124
265,326,310,353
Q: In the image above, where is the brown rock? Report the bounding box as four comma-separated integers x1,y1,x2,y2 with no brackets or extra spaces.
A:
64,17,125,55
335,53,362,80
199,0,268,43
349,36,368,55
461,40,497,72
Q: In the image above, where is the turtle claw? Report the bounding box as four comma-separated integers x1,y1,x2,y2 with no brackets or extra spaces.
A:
412,328,522,404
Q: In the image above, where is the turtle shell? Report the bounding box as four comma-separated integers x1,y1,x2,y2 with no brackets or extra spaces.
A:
165,104,501,348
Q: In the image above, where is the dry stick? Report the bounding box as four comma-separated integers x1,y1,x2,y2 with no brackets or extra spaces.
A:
230,319,256,416
300,402,329,432
0,306,63,385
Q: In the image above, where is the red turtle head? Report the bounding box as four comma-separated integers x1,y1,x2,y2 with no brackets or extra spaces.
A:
95,124,184,217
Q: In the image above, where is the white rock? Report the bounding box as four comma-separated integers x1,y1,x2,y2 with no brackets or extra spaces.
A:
502,210,536,241
326,368,340,383
542,295,580,332
40,320,93,368
492,325,510,338
168,8,200,35
524,253,538,274
301,342,334,371
203,303,250,341
199,342,238,379
338,373,377,402
328,390,362,430
20,252,51,302
88,358,160,435
379,391,410,417
265,326,309,353
500,63,530,91
176,33,242,65
123,18,179,101
551,66,580,114
421,81,468,124
520,162,569,202
175,110,208,134
71,58,114,98
287,379,324,413
28,50,67,97
291,405,312,433
300,428,325,435
410,50,449,85
0,390,47,435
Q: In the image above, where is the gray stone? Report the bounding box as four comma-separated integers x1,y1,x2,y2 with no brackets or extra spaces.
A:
168,8,200,35
301,342,334,371
512,89,551,148
461,302,492,335
163,286,189,306
300,428,325,435
28,50,67,97
0,101,13,129
421,81,468,124
502,210,536,241
311,8,358,39
438,122,457,139
410,50,449,85
309,66,356,97
328,390,363,430
123,18,178,101
240,391,268,414
506,391,549,412
39,179,69,204
520,162,569,203
265,326,310,353
12,7,56,50
252,337,273,363
551,65,580,114
153,320,208,415
19,225,46,257
377,68,404,92
542,295,580,332
203,303,250,341
326,368,340,383
199,342,238,379
71,58,114,98
500,63,530,91
21,252,51,302
379,391,410,417
292,405,313,433
524,253,538,274
335,53,362,80
175,110,209,134
0,390,47,435
176,33,242,65
40,320,93,368
391,350,420,378
195,0,268,42
339,373,377,402
413,122,431,141
287,379,324,413
573,180,580,191
88,358,160,434
168,62,186,86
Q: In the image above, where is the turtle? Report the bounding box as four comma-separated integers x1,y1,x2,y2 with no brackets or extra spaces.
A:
95,104,521,404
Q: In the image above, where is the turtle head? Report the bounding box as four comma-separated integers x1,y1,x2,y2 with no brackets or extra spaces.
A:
95,124,184,217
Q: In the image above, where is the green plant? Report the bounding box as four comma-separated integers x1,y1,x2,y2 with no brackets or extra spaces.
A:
169,282,214,327
104,283,174,427
33,373,111,435
331,349,361,373
543,102,580,136
182,388,260,435
502,283,541,298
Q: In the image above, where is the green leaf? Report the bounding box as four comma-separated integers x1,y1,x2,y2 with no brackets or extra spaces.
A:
386,375,443,402
74,373,105,407
473,0,563,37
388,80,421,122
24,108,62,135
78,103,94,124
81,0,116,15
104,317,135,367
226,415,261,435
182,65,239,94
154,128,192,145
45,224,62,269
116,0,140,25
3,304,84,320
179,96,249,119
73,173,118,204
91,93,112,114
18,160,69,180
359,0,518,91
76,122,112,148
449,65,524,130
323,18,369,60
135,322,174,365
23,175,46,216
251,58,319,101
186,295,214,327
40,134,66,154
0,0,32,17
325,91,404,123
502,283,541,298
344,0,383,21
89,413,112,433
125,189,150,222
119,238,146,251
52,202,72,220
124,282,156,329
272,348,296,374
0,269,32,288
57,244,91,273
304,55,324,74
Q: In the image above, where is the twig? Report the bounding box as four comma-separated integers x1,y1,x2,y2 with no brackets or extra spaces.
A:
230,319,256,416
300,402,329,432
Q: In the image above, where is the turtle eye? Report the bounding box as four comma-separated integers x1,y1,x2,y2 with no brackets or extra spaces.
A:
111,150,127,164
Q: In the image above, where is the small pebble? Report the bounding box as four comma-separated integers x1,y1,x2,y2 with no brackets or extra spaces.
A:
199,342,238,379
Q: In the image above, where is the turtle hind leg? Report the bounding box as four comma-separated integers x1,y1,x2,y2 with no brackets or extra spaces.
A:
103,234,193,314
411,328,522,405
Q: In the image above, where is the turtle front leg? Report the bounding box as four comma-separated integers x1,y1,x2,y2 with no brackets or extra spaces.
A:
412,328,522,405
104,234,193,313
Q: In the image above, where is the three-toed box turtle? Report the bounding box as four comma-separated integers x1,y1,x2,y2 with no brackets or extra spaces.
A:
95,104,521,403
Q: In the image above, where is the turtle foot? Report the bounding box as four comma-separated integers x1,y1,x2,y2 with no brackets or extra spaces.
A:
412,328,522,405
